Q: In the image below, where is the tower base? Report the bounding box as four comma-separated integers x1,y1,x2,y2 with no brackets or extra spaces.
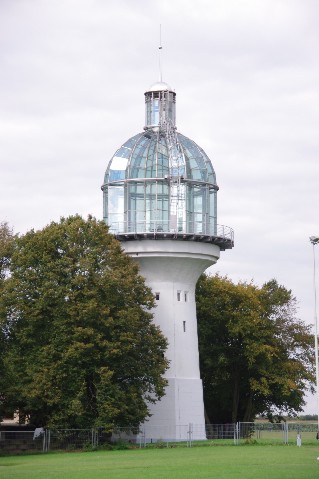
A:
141,377,207,441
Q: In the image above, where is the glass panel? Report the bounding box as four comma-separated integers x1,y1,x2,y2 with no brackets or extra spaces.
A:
103,189,108,223
157,152,169,177
109,156,128,181
106,134,143,184
145,182,169,231
176,183,186,232
157,137,169,177
116,146,132,159
108,185,124,233
151,98,159,125
178,133,217,183
145,182,155,230
128,183,145,232
186,184,194,233
194,188,203,234
123,133,141,149
209,189,217,235
146,141,157,177
145,94,160,127
186,185,207,234
158,183,169,231
129,138,149,178
145,96,151,127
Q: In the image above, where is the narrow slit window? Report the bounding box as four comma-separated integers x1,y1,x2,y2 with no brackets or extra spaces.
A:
183,321,186,332
155,292,160,301
184,291,188,302
177,291,181,301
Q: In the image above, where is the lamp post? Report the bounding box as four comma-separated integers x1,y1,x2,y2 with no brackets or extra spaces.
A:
310,236,319,434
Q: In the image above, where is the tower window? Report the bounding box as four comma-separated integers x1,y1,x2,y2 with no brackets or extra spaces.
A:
155,292,160,301
177,291,181,301
183,321,186,332
184,291,188,302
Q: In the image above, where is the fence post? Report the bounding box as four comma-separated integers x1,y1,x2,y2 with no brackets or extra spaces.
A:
284,422,289,445
187,423,193,447
43,429,50,452
139,427,146,448
234,422,239,445
92,428,98,448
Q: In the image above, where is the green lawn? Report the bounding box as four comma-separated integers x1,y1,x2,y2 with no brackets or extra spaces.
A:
1,445,319,479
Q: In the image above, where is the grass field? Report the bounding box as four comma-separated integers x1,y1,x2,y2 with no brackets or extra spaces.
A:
1,445,319,479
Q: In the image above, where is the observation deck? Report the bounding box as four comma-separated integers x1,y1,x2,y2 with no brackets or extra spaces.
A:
110,221,234,250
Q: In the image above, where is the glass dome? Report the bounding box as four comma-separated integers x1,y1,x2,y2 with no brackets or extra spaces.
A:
101,82,234,248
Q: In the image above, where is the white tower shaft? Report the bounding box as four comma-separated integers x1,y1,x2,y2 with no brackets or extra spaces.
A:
123,239,220,440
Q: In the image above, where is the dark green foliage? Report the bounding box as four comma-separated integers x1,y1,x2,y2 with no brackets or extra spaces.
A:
0,215,168,428
196,274,314,423
0,221,14,282
0,222,15,421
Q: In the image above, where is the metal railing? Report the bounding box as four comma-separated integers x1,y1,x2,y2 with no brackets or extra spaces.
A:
109,220,233,239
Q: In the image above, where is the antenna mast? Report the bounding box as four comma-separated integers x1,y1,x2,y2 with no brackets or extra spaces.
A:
158,24,163,82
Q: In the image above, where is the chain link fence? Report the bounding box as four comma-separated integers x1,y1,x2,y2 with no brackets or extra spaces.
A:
235,422,319,445
1,422,318,454
0,430,44,455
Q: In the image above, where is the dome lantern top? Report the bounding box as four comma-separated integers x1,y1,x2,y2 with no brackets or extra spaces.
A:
144,80,176,130
147,81,173,92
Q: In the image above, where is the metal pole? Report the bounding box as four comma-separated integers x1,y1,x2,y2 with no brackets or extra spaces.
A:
310,236,319,434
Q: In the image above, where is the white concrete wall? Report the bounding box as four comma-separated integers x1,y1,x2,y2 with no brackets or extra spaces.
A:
122,239,220,439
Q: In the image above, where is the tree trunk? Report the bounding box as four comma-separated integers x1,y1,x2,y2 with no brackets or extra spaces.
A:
242,393,254,422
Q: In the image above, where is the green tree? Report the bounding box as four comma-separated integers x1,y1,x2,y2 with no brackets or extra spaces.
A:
196,274,314,423
0,221,14,281
0,222,15,421
0,215,168,428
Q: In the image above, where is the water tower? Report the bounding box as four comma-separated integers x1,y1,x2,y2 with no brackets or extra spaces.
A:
101,80,233,440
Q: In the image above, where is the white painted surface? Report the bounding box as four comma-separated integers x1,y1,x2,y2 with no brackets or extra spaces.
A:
122,239,220,439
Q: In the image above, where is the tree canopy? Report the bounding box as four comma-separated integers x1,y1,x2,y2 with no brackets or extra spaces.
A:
196,274,315,423
0,215,168,428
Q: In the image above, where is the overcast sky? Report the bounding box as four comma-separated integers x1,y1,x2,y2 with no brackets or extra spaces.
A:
1,0,318,413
